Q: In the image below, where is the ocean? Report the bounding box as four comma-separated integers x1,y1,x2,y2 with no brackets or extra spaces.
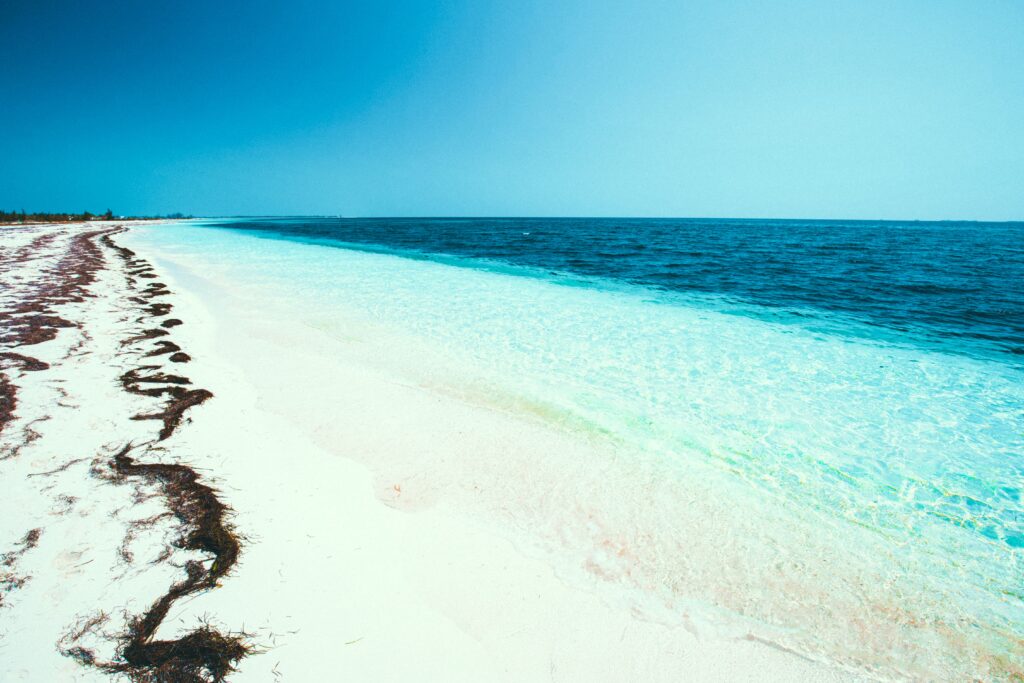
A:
217,217,1024,361
137,217,1024,678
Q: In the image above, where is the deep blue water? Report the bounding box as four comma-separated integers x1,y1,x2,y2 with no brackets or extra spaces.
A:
212,217,1024,361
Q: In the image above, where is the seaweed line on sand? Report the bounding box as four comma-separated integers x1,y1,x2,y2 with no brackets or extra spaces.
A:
67,232,252,682
0,225,250,682
0,226,111,440
0,528,42,607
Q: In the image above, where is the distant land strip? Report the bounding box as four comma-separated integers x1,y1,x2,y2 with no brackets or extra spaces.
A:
0,210,191,224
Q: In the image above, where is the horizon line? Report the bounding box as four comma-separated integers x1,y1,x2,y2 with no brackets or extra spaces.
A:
191,214,1024,224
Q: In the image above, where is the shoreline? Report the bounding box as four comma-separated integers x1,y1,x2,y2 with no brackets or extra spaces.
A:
123,224,872,681
4,222,868,680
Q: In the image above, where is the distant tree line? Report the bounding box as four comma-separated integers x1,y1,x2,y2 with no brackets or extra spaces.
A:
0,209,192,224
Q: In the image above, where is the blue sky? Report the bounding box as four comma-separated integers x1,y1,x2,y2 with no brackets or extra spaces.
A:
2,0,1022,219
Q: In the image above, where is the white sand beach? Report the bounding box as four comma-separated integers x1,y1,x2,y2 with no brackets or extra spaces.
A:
6,0,1023,677
1,222,869,681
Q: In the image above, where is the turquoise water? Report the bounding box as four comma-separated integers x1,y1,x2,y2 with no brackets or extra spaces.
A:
136,221,1024,679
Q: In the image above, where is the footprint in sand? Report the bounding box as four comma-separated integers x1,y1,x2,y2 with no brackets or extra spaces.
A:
54,548,91,577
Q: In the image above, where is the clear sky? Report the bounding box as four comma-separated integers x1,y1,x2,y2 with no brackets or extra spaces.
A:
2,1,1022,220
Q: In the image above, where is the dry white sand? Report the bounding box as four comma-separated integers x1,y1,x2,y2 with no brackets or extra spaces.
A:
0,223,868,681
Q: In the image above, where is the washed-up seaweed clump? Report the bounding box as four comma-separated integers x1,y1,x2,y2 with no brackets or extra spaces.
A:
0,528,42,607
99,445,249,682
120,367,214,441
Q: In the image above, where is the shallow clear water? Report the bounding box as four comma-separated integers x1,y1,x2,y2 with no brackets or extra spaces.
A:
137,219,1024,679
